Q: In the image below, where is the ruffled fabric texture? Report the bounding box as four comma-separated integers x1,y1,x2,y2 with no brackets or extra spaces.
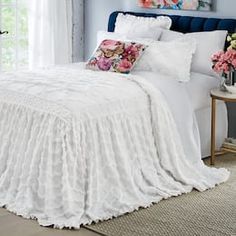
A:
0,65,229,228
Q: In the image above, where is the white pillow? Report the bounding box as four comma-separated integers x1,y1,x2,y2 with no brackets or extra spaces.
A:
135,39,197,82
115,13,172,40
97,31,126,46
160,29,184,41
160,30,228,76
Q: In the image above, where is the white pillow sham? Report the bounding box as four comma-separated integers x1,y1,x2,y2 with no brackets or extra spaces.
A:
134,39,197,82
160,30,228,76
115,13,172,40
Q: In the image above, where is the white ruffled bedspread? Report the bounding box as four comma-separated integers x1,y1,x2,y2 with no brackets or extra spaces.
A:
0,64,229,228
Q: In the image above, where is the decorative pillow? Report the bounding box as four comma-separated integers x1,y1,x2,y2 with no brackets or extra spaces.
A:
160,30,228,77
115,13,172,40
86,39,147,74
134,39,197,82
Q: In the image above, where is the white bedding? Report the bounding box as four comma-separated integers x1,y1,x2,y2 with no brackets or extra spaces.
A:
187,73,228,157
133,71,227,158
133,71,222,111
196,104,228,157
0,64,229,228
186,72,221,110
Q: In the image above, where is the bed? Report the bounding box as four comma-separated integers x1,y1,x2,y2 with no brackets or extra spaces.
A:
0,12,235,229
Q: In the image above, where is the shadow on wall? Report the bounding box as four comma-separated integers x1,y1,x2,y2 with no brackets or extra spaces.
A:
228,72,236,137
227,103,236,138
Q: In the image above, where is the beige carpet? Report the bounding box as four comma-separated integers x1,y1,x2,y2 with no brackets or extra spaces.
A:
85,154,236,236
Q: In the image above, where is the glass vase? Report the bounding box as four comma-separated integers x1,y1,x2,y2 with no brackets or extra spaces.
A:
225,70,235,86
220,71,235,92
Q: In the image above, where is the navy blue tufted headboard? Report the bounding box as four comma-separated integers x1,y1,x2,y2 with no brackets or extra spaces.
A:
108,11,236,34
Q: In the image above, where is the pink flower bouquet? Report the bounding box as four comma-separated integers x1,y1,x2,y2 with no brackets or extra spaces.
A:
212,49,236,76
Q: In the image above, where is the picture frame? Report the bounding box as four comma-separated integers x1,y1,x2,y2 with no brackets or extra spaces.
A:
138,0,212,11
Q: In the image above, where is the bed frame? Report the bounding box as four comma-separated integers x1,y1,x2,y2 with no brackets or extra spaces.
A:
108,11,236,34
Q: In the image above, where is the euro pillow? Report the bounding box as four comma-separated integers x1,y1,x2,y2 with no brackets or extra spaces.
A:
160,30,228,76
134,39,196,82
86,39,146,74
115,13,172,40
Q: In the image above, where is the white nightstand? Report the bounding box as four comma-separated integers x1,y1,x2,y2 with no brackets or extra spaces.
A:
210,88,236,165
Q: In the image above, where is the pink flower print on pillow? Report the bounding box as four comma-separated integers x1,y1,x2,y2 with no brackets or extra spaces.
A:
116,59,133,73
97,57,112,71
123,44,140,60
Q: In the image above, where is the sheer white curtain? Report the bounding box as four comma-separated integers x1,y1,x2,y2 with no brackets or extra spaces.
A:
28,0,73,69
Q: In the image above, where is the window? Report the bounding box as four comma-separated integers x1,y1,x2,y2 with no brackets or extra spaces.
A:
0,0,28,72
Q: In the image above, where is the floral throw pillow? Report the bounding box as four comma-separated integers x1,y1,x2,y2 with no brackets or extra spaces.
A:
86,39,146,74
